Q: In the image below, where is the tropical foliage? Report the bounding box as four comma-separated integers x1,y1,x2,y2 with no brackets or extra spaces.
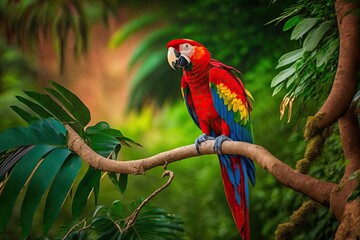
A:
0,0,356,239
0,82,182,239
64,199,184,240
270,0,339,121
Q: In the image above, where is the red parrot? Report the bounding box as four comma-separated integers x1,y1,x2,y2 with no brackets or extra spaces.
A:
167,39,255,240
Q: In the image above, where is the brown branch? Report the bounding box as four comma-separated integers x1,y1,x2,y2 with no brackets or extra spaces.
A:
66,125,337,206
305,0,360,138
123,170,174,232
330,107,360,220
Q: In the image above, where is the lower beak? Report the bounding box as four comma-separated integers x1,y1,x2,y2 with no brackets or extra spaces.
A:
167,47,191,70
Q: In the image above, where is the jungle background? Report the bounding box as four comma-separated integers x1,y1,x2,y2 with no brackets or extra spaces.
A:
0,0,346,239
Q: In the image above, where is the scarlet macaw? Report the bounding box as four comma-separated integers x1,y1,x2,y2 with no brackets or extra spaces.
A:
167,39,255,240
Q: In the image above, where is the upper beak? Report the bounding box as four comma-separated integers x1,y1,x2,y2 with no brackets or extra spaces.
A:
167,47,191,70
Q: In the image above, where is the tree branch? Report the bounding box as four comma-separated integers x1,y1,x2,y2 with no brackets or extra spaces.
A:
305,0,360,138
330,106,360,220
66,124,337,206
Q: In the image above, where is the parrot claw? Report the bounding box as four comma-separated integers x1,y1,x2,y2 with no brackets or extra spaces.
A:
214,135,232,154
195,134,215,154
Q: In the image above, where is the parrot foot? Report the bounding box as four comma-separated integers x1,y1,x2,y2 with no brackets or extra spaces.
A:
214,135,232,154
195,134,215,154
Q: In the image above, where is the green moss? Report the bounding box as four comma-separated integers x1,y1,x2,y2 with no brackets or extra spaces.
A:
275,200,320,240
297,119,333,173
275,222,294,240
304,114,326,141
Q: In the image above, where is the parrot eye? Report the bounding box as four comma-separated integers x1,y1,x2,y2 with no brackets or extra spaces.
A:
179,43,194,57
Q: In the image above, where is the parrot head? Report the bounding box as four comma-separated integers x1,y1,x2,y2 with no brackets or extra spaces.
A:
167,39,210,72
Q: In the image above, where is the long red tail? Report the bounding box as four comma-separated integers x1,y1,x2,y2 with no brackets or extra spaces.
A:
219,154,250,240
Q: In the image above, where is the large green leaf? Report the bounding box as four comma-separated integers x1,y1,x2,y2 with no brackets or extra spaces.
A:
108,172,128,194
303,21,332,52
72,166,101,218
10,106,39,124
20,147,71,238
49,81,91,127
0,144,55,232
0,118,66,153
86,133,120,158
86,121,141,151
16,95,53,119
290,18,319,40
43,154,82,234
23,90,76,123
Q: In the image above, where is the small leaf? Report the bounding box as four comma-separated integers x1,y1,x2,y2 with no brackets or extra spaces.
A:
276,48,304,69
316,38,339,67
303,21,332,52
272,82,285,96
72,166,101,218
291,18,319,40
271,64,296,88
119,174,128,194
43,154,82,234
286,74,298,89
20,147,71,238
283,15,302,31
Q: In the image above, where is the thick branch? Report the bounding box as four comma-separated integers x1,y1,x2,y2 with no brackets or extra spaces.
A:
66,125,337,206
307,0,360,136
330,107,360,220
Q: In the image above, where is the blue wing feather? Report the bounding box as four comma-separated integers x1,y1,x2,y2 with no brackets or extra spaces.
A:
209,69,256,187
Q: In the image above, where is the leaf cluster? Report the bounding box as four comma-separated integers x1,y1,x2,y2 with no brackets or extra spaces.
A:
271,0,339,121
66,199,184,240
0,81,139,238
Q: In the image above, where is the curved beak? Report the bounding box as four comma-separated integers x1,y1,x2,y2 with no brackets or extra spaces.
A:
167,47,191,70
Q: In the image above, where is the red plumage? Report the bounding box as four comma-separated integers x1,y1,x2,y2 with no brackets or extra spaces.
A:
167,39,255,240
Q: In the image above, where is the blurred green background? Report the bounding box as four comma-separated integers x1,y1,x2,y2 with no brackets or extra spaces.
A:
0,0,343,239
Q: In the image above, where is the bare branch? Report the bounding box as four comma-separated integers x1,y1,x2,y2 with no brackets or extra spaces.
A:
123,170,174,231
66,125,337,206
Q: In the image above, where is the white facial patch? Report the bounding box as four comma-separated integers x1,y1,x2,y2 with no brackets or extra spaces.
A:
179,43,195,57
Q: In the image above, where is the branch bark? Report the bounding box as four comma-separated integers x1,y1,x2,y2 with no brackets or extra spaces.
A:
330,107,360,221
66,124,337,206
